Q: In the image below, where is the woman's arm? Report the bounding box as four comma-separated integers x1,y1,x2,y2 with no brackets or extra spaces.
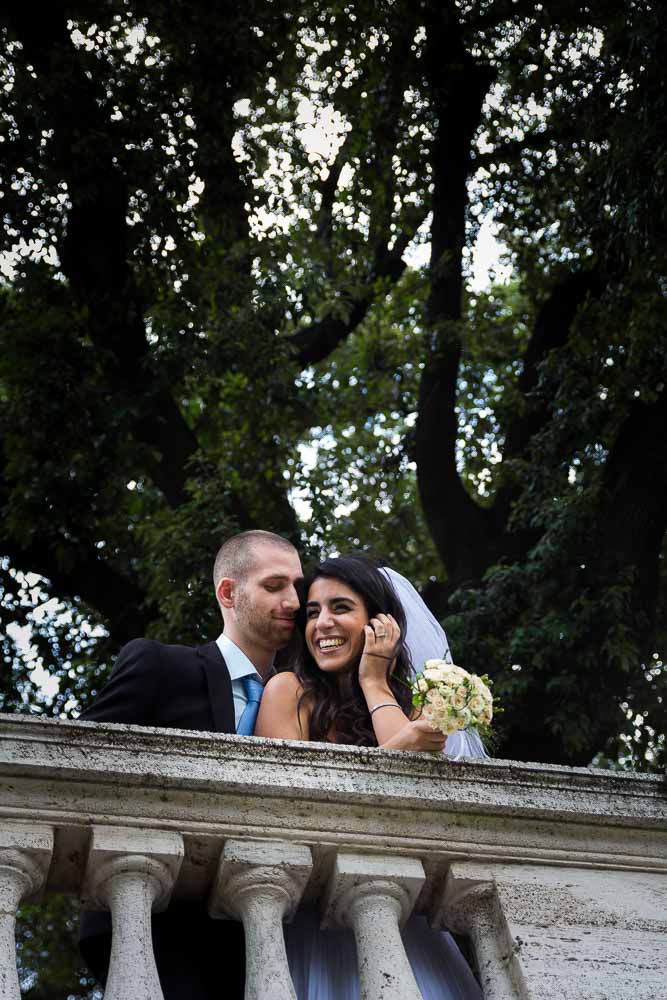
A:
255,671,310,741
358,613,446,752
379,718,447,751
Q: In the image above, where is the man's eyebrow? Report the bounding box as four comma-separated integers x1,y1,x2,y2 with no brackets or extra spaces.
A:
259,573,304,584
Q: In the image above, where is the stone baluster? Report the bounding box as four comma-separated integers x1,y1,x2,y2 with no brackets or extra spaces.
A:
323,852,425,1000
82,827,184,1000
433,863,527,1000
210,839,312,1000
0,824,53,1000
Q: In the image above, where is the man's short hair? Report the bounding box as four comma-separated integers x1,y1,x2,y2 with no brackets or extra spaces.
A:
213,530,297,592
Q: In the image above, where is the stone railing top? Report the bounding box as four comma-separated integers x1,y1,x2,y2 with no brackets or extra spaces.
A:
0,712,662,814
0,712,665,896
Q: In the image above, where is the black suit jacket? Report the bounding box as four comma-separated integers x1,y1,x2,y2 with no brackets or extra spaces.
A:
79,638,244,997
80,637,236,734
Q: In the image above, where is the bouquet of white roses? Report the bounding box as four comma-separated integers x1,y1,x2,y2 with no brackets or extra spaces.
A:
411,659,494,737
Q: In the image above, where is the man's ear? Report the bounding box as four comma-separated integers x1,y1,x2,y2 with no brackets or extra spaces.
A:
216,577,235,610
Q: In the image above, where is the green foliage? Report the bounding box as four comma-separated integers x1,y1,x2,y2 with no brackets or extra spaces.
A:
293,270,441,581
17,895,100,1000
137,462,238,645
446,279,667,770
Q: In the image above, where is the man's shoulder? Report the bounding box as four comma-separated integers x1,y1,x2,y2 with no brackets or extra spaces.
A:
82,638,226,727
114,637,218,676
118,637,208,658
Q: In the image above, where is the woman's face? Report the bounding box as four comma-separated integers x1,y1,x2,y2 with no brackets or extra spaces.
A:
305,576,369,675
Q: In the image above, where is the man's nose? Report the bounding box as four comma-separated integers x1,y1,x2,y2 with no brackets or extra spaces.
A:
282,585,300,611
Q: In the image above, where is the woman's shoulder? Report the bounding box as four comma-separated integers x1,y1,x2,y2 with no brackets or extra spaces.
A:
256,670,309,740
263,670,304,699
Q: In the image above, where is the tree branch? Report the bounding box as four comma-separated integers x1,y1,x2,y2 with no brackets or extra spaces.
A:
491,268,604,535
1,533,155,647
415,2,498,583
504,271,603,448
0,423,154,643
598,386,667,637
472,128,558,172
8,7,199,508
291,227,418,367
290,15,425,368
315,142,349,246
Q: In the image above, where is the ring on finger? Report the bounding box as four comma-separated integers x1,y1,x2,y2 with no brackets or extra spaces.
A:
375,629,386,637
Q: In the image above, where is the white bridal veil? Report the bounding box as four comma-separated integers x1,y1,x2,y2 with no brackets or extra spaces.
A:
380,566,488,760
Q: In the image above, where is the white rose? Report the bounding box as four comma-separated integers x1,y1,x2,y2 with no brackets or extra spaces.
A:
424,666,448,682
468,695,484,715
447,664,470,680
472,674,492,697
425,658,448,670
439,682,456,701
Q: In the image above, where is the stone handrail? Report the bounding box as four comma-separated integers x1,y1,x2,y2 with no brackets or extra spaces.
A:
0,713,665,999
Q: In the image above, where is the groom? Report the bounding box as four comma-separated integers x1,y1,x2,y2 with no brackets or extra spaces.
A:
79,529,303,1000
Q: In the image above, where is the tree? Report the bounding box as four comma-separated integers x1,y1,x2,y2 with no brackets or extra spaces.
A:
1,0,665,764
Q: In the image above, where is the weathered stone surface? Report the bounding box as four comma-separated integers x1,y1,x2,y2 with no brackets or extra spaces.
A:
323,853,425,929
0,712,665,999
324,853,426,1000
509,924,665,1000
210,839,312,920
211,840,312,1000
83,826,184,911
439,861,667,1000
0,824,53,1000
82,827,184,1000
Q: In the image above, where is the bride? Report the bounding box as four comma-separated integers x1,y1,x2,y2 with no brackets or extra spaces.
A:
256,554,484,999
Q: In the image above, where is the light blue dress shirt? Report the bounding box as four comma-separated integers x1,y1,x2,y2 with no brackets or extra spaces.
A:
215,633,266,731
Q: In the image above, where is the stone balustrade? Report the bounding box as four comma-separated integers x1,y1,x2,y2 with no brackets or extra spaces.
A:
0,712,665,1000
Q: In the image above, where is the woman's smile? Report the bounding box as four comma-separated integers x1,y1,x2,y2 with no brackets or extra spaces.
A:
305,577,368,672
317,636,346,651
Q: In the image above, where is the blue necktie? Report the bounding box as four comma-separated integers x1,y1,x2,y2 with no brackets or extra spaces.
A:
237,675,264,735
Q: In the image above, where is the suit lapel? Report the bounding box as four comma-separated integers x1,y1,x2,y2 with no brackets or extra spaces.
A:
197,641,236,734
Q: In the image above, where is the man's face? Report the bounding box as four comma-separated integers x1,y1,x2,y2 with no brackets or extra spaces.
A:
232,543,303,654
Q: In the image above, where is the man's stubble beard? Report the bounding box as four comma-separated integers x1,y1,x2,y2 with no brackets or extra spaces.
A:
234,585,290,652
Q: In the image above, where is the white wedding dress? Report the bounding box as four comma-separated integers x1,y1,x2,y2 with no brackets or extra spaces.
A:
284,568,485,999
286,909,482,999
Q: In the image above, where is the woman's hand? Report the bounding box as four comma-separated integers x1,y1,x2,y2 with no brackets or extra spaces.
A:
357,613,401,688
380,718,447,753
358,613,408,745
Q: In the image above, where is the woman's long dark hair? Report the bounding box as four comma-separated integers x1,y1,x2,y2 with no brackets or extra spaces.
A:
290,554,414,746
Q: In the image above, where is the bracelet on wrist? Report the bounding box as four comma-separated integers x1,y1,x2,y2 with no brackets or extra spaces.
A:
369,701,401,716
363,652,394,660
